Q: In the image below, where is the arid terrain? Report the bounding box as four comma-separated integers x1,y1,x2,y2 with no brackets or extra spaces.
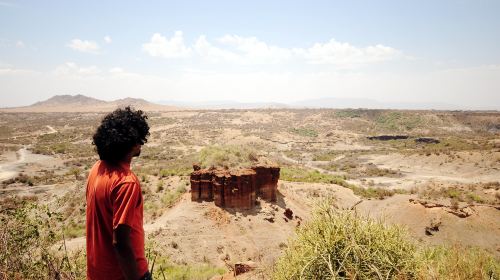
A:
1,102,499,278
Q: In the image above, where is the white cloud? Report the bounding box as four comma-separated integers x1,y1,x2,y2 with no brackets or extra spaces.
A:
216,35,293,64
104,36,112,44
296,39,401,67
67,39,100,54
142,31,191,58
194,35,241,63
143,31,401,68
16,40,25,48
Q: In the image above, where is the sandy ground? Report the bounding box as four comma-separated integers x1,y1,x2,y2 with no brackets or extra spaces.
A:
348,151,500,190
0,147,62,182
2,109,499,279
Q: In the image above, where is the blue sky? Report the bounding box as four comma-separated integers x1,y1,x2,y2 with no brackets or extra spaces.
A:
1,0,499,108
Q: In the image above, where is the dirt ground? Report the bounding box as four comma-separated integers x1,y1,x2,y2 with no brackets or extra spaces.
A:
1,108,499,277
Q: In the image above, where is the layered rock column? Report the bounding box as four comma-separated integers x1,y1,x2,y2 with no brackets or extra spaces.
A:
224,169,256,209
190,171,201,201
253,165,280,202
189,165,279,209
213,170,229,207
199,171,214,201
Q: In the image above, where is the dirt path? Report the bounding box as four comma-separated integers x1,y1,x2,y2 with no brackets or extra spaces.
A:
280,152,345,176
0,147,28,181
0,125,59,182
45,125,57,134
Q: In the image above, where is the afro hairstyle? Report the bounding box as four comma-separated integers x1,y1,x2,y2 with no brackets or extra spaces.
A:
92,106,150,163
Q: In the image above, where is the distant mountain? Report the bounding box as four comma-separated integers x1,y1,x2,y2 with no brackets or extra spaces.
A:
31,94,106,107
1,94,181,112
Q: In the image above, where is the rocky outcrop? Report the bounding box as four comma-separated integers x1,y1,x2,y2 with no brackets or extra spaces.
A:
253,165,280,202
367,135,409,141
213,169,257,209
415,137,440,144
190,165,280,209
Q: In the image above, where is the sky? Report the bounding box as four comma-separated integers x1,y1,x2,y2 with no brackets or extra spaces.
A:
1,0,499,109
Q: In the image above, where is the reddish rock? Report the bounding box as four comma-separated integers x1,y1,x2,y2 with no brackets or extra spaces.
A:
284,208,293,220
252,165,280,202
234,261,257,276
199,171,214,201
225,169,256,209
190,171,201,201
213,170,229,207
190,165,279,209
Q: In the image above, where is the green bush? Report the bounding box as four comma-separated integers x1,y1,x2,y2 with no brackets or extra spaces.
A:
420,245,499,279
280,167,349,186
374,111,423,131
273,202,419,279
290,127,319,138
280,167,401,199
161,185,187,207
199,145,259,168
0,198,85,279
273,201,500,280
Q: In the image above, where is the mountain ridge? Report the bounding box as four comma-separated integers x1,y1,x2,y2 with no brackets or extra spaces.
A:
1,94,180,112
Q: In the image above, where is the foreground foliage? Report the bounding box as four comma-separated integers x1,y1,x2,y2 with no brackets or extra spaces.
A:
0,197,226,280
273,202,500,280
0,198,86,279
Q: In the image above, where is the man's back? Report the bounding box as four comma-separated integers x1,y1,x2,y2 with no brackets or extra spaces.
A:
86,160,148,280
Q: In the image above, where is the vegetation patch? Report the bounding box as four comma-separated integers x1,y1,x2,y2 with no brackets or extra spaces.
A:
273,202,500,280
273,202,420,279
281,167,349,186
280,166,403,199
290,127,319,138
198,145,260,168
418,182,498,205
0,198,86,279
334,110,362,119
375,111,424,131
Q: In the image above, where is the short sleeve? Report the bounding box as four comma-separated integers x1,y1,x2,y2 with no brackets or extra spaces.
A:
111,182,141,229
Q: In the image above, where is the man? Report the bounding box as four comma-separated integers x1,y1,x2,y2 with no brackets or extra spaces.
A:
86,107,151,280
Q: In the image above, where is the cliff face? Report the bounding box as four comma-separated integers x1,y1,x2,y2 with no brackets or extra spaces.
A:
253,165,280,202
190,165,280,209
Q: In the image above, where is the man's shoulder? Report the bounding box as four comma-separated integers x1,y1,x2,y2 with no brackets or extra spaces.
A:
90,160,139,184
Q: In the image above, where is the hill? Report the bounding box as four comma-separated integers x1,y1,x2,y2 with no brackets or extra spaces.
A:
1,94,181,112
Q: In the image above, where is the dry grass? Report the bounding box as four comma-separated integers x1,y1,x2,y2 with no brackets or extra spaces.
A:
272,201,419,279
272,201,500,280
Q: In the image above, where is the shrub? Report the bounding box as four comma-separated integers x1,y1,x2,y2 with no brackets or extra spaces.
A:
419,245,499,279
273,202,419,279
290,127,319,138
199,145,260,168
273,201,500,280
0,198,85,279
160,185,186,207
280,167,402,199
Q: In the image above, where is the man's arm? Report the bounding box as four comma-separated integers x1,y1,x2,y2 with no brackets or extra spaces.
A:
113,224,140,280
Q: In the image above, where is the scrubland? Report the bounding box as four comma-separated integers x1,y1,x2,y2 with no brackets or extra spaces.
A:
0,109,499,279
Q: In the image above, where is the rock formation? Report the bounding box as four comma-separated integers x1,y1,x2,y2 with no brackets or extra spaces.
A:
415,137,440,144
190,165,280,209
367,135,409,141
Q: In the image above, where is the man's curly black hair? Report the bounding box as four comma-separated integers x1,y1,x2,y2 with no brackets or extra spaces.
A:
92,107,150,163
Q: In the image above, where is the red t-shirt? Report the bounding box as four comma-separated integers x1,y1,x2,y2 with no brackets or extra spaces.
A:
86,160,148,280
